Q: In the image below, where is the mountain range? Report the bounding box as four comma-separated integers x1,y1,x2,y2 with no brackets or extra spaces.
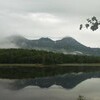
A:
7,35,100,56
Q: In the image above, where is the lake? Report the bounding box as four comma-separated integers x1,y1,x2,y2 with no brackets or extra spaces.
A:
0,72,100,100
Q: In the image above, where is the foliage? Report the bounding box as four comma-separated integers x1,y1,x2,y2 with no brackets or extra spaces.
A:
80,16,100,31
0,49,100,64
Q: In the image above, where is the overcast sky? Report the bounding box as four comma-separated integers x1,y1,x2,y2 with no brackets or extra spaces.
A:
0,0,100,47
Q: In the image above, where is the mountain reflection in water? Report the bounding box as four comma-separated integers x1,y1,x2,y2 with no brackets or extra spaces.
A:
0,72,100,100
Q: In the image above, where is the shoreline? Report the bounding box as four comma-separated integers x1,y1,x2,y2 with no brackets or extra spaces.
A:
0,63,100,67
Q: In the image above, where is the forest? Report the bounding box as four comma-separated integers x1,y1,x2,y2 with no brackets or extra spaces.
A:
0,49,100,64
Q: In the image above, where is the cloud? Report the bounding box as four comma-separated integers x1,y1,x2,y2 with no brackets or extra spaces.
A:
11,12,62,24
0,0,100,47
0,0,100,16
28,13,62,24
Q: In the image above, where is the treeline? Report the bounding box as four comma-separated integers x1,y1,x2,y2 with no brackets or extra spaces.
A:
0,49,100,64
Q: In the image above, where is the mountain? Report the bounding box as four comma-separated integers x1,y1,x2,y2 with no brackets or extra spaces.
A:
8,35,100,56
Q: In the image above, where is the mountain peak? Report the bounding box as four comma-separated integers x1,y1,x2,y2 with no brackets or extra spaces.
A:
62,36,74,39
61,37,77,42
39,37,53,42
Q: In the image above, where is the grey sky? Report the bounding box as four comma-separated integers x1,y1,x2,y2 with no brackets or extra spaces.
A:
0,0,100,47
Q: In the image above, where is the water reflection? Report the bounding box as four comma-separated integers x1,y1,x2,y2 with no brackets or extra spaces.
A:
10,72,100,90
0,72,100,100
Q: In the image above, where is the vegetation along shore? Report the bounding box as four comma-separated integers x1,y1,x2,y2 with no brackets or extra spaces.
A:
0,49,99,79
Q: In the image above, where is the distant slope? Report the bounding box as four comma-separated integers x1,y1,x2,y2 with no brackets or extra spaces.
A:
8,35,100,56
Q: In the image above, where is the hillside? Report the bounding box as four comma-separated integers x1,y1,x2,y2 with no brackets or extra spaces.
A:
8,35,100,56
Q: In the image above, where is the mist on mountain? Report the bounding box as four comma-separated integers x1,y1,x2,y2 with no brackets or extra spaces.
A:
0,35,99,56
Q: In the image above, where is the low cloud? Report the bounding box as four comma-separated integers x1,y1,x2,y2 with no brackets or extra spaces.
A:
0,37,18,48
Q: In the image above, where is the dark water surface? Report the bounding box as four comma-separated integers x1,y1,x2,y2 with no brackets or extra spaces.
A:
0,72,100,100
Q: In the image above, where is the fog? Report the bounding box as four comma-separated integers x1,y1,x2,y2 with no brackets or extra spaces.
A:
0,37,18,48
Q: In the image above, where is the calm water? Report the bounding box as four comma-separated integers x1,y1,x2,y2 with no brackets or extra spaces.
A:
0,72,100,100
